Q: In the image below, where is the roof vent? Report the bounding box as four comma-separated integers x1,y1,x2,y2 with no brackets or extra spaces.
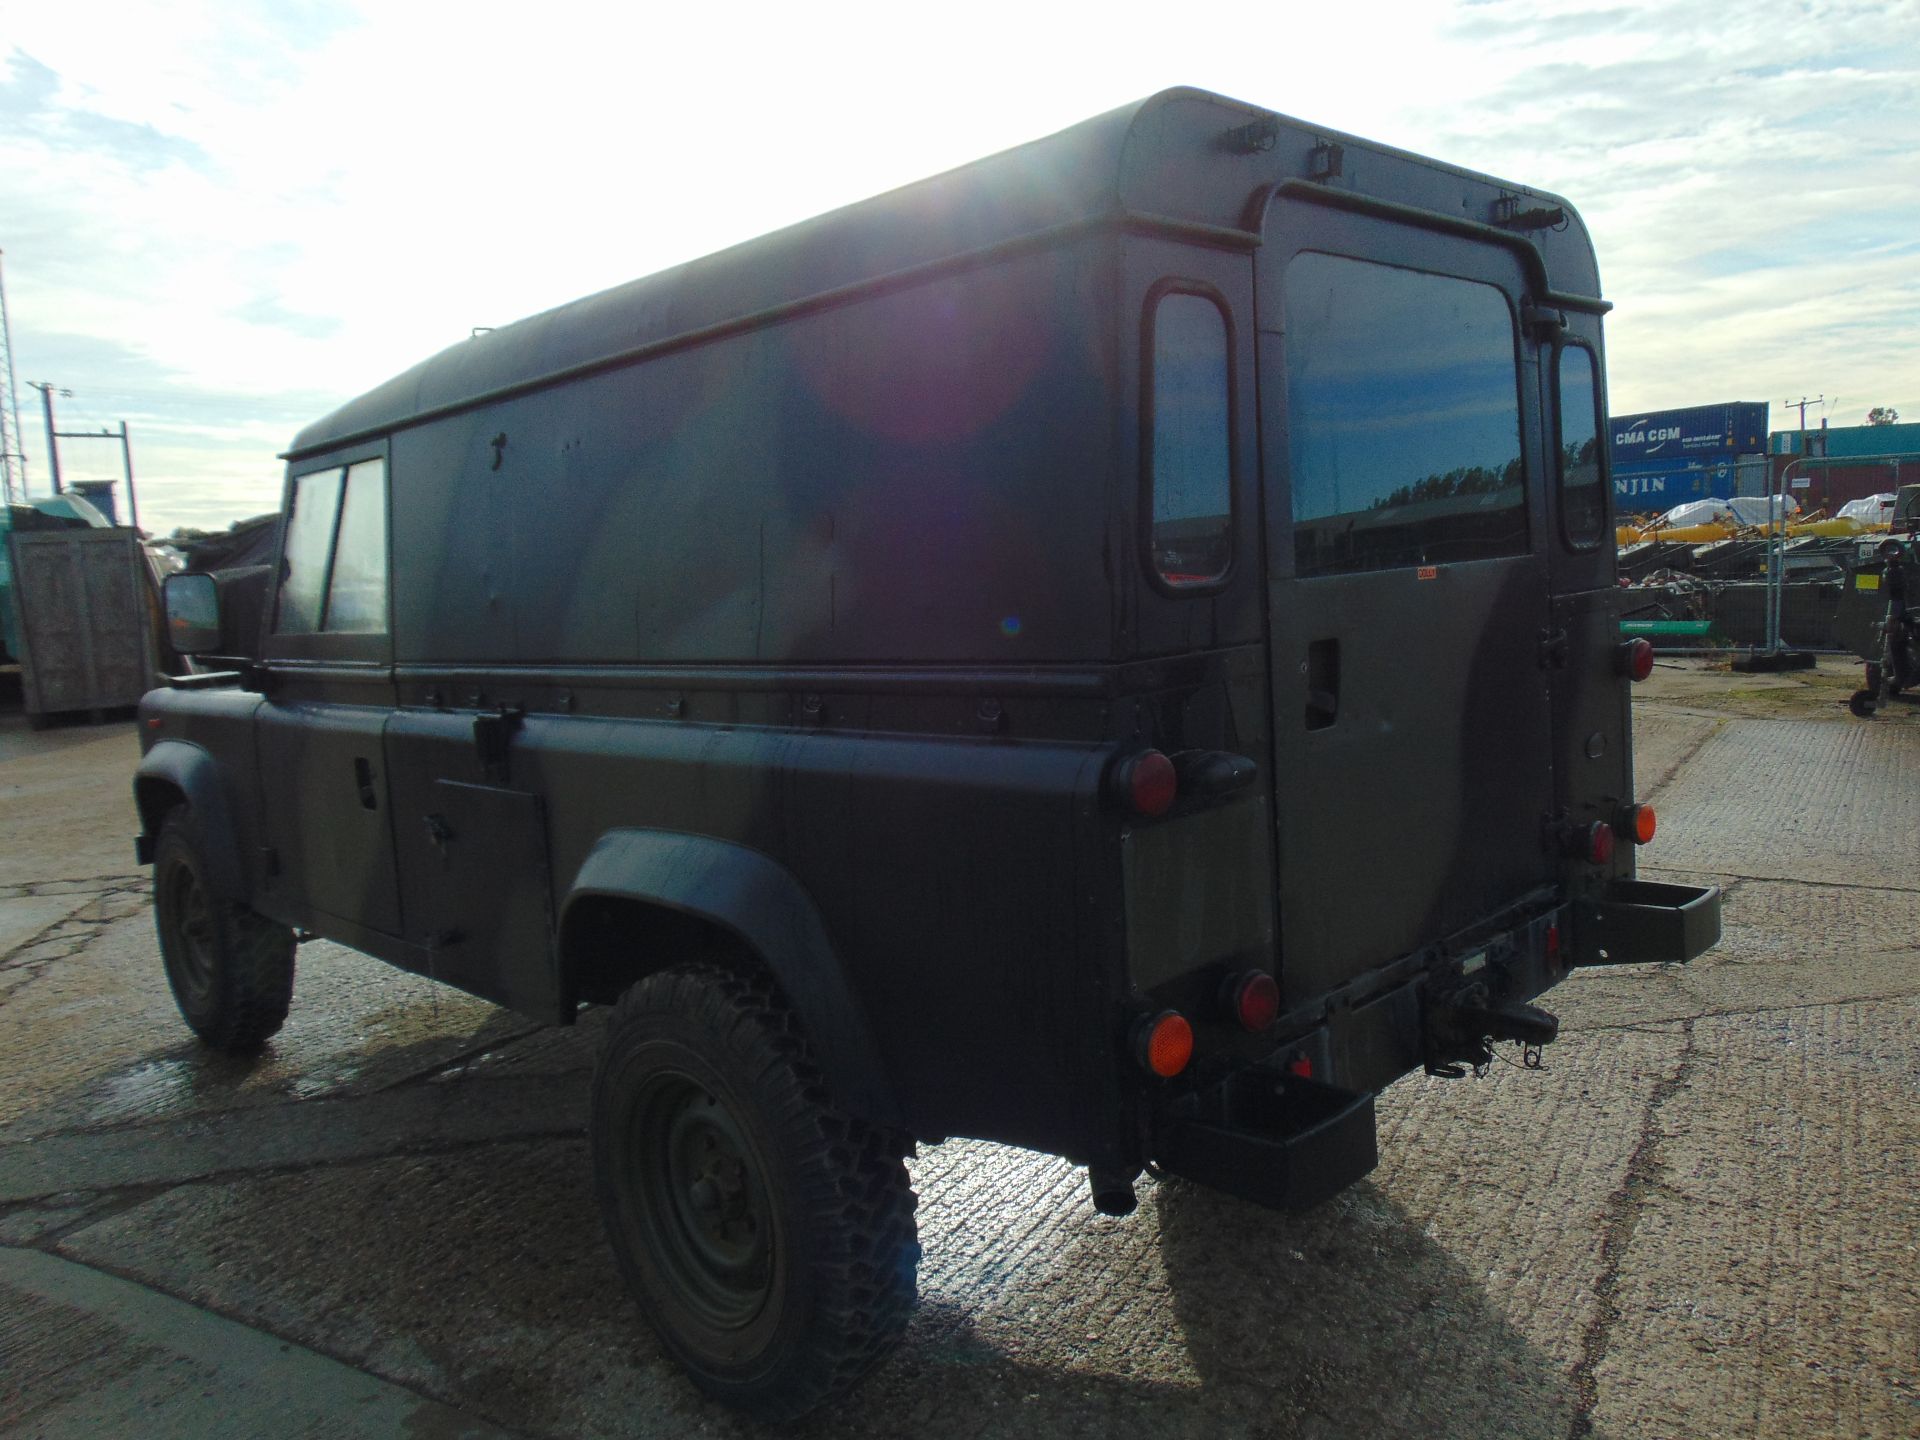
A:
1219,116,1280,154
1491,194,1567,230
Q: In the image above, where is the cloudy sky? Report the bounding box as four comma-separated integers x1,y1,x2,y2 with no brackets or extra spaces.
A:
3,0,1915,534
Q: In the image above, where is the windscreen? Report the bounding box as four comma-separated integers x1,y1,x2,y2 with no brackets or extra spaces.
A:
1285,253,1527,578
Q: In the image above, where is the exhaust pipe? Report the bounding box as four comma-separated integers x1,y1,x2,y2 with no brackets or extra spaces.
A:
1088,1166,1139,1217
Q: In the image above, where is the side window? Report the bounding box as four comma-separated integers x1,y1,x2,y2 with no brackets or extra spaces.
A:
1148,289,1233,588
275,467,343,633
273,458,389,635
324,459,389,632
1555,344,1607,549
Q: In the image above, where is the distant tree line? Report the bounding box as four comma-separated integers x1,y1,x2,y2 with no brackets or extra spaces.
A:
1370,455,1525,510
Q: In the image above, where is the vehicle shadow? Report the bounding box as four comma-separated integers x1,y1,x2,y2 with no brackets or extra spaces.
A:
1146,1175,1583,1439
816,1158,1591,1440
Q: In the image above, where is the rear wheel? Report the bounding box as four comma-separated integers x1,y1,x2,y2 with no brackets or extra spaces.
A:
152,809,296,1051
592,965,918,1421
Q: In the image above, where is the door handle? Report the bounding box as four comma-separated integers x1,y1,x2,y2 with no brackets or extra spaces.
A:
1305,638,1340,730
353,757,378,810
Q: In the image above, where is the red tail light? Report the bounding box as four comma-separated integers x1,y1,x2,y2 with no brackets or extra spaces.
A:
1546,923,1562,963
1134,1011,1193,1078
1617,638,1655,682
1111,750,1177,817
1223,970,1280,1032
1586,821,1616,866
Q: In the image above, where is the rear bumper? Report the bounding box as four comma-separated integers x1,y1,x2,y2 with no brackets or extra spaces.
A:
1573,879,1721,966
1139,883,1717,1211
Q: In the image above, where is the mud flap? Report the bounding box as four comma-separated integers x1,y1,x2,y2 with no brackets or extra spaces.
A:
1573,878,1721,966
1153,1070,1377,1212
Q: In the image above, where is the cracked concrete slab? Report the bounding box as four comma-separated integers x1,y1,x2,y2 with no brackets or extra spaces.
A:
1632,708,1724,802
0,913,536,1139
0,893,93,958
1649,718,1920,890
0,1071,587,1203
1588,1002,1920,1440
0,1247,515,1437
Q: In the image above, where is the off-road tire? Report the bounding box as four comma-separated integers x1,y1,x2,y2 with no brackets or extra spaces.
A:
152,808,296,1051
592,964,919,1421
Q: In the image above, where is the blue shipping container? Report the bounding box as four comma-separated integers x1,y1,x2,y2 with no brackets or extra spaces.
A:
1609,401,1769,464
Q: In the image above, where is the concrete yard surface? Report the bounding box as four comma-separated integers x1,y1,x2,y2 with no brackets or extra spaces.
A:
1,659,1916,1438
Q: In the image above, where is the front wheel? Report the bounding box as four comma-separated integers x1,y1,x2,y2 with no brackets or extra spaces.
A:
152,809,296,1051
592,965,918,1421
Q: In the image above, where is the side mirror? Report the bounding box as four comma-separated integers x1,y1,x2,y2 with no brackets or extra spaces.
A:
163,573,223,654
163,565,271,660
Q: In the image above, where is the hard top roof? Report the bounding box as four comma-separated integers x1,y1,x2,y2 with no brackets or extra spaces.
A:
288,87,1601,460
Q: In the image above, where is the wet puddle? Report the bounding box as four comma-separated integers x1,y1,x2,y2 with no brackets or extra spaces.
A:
88,1053,273,1125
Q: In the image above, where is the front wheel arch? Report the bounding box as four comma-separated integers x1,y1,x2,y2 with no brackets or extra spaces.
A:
152,807,296,1051
134,741,250,904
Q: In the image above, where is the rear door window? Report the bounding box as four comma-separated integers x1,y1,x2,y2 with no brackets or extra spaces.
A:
1285,253,1527,577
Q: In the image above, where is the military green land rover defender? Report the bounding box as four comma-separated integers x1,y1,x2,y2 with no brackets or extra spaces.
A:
137,88,1720,1419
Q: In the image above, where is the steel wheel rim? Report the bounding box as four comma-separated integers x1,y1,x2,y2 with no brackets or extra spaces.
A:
162,859,217,1006
628,1070,773,1332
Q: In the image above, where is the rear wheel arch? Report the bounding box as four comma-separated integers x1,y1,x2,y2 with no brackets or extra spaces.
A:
558,831,904,1131
563,894,761,1004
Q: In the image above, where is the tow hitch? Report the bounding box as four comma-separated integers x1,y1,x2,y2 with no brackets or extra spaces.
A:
1422,981,1559,1078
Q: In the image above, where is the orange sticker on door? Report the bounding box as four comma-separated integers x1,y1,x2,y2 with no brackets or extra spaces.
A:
1417,566,1438,580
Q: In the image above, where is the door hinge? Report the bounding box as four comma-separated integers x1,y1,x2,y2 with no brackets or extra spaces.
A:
472,706,525,783
1521,301,1568,341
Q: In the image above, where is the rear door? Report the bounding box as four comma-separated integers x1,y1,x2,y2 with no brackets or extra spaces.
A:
1256,199,1556,1004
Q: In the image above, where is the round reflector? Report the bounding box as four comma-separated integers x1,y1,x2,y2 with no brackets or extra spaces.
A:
1123,750,1177,817
1225,971,1280,1032
1136,1011,1193,1078
1617,638,1655,682
1586,821,1616,866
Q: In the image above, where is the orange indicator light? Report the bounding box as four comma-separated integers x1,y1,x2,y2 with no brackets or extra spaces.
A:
1136,1011,1193,1078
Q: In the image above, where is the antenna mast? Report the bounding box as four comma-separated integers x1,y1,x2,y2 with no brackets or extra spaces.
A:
0,251,25,503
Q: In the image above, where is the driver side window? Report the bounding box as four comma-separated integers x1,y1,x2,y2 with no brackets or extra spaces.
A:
274,459,389,635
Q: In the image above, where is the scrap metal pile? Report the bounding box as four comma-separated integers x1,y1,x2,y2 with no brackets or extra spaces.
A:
1616,496,1900,651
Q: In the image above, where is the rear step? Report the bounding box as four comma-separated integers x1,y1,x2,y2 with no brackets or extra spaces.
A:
1153,1069,1377,1212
